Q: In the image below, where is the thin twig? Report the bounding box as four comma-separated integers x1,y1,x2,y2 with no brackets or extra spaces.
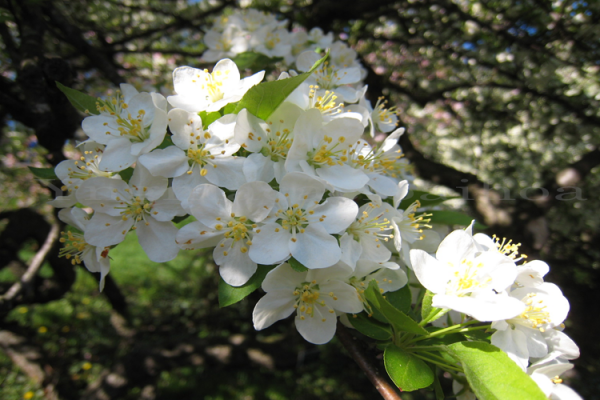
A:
336,322,402,400
0,223,60,303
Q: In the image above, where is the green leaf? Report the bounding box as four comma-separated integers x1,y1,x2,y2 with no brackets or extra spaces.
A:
384,285,412,314
233,51,328,121
365,281,428,335
420,290,447,324
398,190,459,210
348,313,393,341
218,264,276,307
421,290,434,321
384,346,434,391
232,51,282,70
222,102,239,115
56,82,99,115
428,210,487,230
446,341,547,400
118,167,134,182
199,110,222,129
28,166,57,180
288,257,308,272
156,135,174,150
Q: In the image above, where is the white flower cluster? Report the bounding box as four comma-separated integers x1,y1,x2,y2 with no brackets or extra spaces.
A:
411,225,581,399
52,17,413,344
201,8,399,134
50,9,580,397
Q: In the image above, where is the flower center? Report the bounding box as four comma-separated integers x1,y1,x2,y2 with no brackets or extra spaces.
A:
374,97,398,126
187,144,216,177
309,86,345,117
260,121,293,161
347,202,393,243
59,230,88,265
307,135,349,168
217,214,256,256
293,280,336,321
97,93,151,143
115,191,154,225
446,258,490,296
279,205,309,232
350,142,406,178
200,69,230,102
515,292,551,331
493,235,527,262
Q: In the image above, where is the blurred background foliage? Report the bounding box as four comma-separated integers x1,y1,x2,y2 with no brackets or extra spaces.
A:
0,0,598,398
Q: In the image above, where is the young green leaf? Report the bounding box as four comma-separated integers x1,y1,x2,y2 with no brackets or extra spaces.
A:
118,167,134,183
156,135,174,150
365,281,428,335
28,166,58,180
428,210,487,230
446,341,547,400
348,313,393,341
384,345,434,391
232,51,282,70
199,110,223,129
384,285,412,314
218,264,276,307
56,82,100,115
288,257,308,272
233,51,328,121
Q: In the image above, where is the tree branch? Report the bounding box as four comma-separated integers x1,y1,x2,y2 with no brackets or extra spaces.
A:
0,223,60,305
336,323,402,400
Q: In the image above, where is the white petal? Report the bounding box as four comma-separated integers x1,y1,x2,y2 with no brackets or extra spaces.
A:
138,146,189,178
82,115,119,144
262,263,305,291
366,173,399,197
168,108,201,150
98,138,137,172
76,177,131,216
136,218,179,262
243,153,275,183
310,196,358,233
249,223,292,265
152,188,185,221
279,171,325,206
253,291,296,330
320,280,363,313
295,307,337,344
176,221,223,250
316,165,369,192
232,182,277,222
84,214,132,247
214,240,257,287
393,180,410,209
187,184,232,227
436,229,477,265
491,328,529,371
129,163,168,201
291,225,340,269
58,207,89,232
172,171,211,213
410,249,451,294
234,109,267,153
433,293,526,322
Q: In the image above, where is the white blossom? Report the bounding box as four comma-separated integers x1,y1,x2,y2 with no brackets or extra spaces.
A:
253,262,362,344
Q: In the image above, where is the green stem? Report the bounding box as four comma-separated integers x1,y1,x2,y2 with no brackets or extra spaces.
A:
411,352,463,373
406,321,490,346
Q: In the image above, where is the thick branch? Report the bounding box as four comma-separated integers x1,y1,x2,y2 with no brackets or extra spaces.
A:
336,323,402,400
0,223,60,304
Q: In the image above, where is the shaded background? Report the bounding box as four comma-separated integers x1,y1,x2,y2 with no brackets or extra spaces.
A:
0,0,598,398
